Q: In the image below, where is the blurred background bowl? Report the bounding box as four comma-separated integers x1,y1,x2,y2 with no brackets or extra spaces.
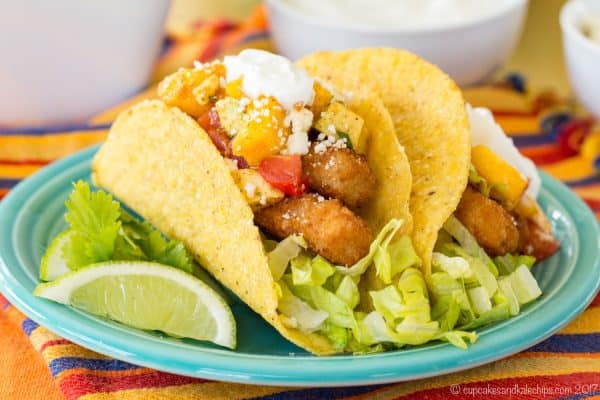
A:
266,0,529,86
560,0,600,120
0,0,170,127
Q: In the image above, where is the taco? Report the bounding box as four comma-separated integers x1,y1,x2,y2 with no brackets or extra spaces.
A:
94,50,461,355
299,48,559,333
298,48,559,275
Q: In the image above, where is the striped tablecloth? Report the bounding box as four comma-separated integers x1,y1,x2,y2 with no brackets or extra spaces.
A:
1,7,599,400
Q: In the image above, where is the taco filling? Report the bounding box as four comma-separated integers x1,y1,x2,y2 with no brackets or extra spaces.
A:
158,50,379,266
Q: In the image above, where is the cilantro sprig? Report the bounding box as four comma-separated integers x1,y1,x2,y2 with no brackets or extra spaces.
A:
62,181,193,273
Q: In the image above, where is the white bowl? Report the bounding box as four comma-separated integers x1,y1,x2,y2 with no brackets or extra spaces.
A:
0,0,170,127
560,0,600,120
266,0,528,87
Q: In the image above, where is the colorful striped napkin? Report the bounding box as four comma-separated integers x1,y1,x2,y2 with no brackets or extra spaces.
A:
1,6,599,400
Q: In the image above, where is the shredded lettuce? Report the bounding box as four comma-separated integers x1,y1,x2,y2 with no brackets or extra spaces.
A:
458,303,510,330
467,286,492,315
369,285,404,324
469,164,492,197
378,236,421,284
278,281,328,332
335,275,359,309
267,235,306,281
284,275,357,331
432,252,472,280
494,254,536,275
506,265,542,304
320,320,349,351
498,278,520,316
61,181,193,273
442,243,497,298
435,330,478,350
291,254,335,286
443,215,498,277
273,215,543,354
338,219,403,277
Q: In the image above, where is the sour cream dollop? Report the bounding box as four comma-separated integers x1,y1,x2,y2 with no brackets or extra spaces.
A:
281,0,517,30
467,104,541,199
223,49,314,110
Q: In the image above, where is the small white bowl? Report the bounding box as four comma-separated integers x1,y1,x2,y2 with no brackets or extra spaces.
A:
0,0,170,127
560,0,600,120
266,0,528,86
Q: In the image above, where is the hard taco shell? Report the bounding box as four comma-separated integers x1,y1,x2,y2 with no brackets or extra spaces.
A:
298,48,471,277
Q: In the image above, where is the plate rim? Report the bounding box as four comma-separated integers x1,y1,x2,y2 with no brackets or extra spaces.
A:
1,145,599,387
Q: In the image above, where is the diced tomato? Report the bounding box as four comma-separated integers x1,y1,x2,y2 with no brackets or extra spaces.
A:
198,108,230,155
259,155,308,196
197,107,250,169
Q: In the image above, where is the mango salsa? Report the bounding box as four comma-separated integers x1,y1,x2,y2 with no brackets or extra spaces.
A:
471,145,527,210
231,97,290,166
314,102,367,154
157,64,225,118
225,78,244,99
311,80,333,118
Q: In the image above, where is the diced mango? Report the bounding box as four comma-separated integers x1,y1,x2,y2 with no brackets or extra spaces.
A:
311,80,333,118
225,78,244,99
314,102,367,154
157,64,224,118
231,97,289,166
230,168,284,210
471,145,527,209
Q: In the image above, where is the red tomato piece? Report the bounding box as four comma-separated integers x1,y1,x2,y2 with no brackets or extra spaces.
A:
259,155,308,196
198,108,230,155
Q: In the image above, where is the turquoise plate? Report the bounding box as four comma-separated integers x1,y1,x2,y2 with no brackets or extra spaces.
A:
1,146,599,387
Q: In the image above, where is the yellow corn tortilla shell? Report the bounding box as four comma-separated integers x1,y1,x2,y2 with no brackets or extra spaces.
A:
299,48,471,277
92,90,410,354
347,89,413,236
93,100,334,354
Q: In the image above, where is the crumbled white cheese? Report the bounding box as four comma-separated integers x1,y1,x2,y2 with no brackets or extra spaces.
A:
313,133,348,154
284,108,313,155
286,131,311,155
467,104,540,198
313,141,328,154
289,108,313,135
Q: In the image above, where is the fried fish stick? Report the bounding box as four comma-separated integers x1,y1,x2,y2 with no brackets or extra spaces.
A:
455,186,519,256
254,194,372,265
302,146,376,209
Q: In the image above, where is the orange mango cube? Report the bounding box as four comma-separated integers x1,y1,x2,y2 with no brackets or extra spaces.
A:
231,97,289,166
225,78,244,99
311,80,333,118
471,145,527,210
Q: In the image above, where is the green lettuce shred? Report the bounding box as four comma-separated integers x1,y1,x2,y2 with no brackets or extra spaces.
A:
494,254,536,275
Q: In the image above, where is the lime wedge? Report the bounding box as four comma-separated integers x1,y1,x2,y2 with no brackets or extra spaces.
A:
34,261,236,348
39,230,72,281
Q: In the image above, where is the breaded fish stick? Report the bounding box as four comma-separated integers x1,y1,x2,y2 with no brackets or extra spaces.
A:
455,186,519,256
254,194,372,266
302,147,376,209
